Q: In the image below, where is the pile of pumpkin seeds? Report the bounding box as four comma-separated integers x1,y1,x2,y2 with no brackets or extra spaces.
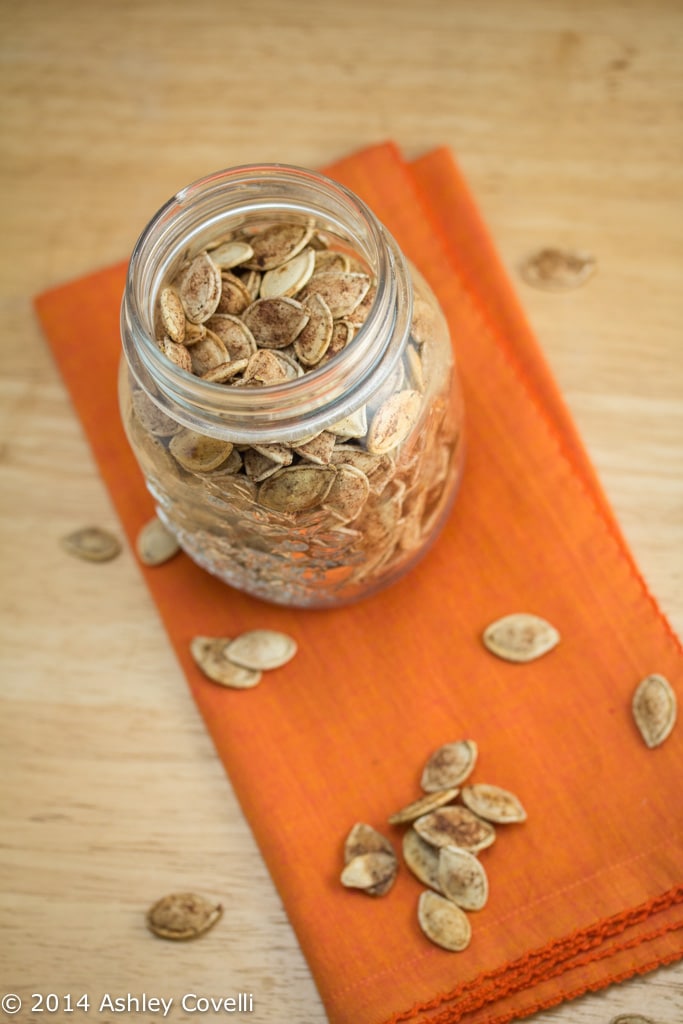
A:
124,216,462,604
341,739,527,953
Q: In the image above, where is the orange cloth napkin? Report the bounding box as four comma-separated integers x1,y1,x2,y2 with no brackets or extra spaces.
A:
35,142,682,1024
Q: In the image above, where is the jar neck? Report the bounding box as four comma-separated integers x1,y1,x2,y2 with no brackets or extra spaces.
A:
121,163,413,444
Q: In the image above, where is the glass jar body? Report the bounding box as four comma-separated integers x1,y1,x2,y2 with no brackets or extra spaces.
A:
119,165,465,608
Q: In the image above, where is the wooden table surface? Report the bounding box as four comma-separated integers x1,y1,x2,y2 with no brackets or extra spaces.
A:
1,1,681,1021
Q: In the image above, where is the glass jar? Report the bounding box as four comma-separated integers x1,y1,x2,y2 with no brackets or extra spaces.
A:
119,164,464,608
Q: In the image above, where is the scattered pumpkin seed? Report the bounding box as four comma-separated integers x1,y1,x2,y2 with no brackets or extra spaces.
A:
61,526,122,563
388,787,461,826
402,828,442,891
344,822,395,863
632,674,677,748
460,783,527,824
146,892,222,941
520,247,596,291
417,889,471,952
421,740,478,793
341,851,398,896
190,636,262,689
136,516,181,566
482,613,560,663
414,806,496,853
226,629,297,671
608,1016,657,1024
437,846,489,911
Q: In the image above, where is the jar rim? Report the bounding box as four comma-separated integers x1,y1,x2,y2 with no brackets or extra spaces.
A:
121,163,413,443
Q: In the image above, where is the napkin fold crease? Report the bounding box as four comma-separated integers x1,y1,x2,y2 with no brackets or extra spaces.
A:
35,141,682,1024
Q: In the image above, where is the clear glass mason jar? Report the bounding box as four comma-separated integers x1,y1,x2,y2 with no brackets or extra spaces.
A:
119,164,465,608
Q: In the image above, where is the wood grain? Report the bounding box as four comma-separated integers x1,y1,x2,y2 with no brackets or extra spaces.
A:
1,1,681,1021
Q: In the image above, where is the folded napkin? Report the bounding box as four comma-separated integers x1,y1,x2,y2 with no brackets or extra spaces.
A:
35,142,682,1024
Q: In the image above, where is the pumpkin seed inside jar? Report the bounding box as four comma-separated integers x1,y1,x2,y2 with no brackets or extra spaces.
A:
119,167,466,608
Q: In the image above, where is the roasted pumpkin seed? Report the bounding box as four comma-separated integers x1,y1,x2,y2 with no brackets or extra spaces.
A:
243,221,314,271
632,674,677,748
482,613,560,663
402,828,442,891
190,636,262,689
299,270,370,318
146,892,223,941
136,516,181,566
260,247,315,298
226,629,297,671
159,286,186,342
417,889,471,951
169,430,234,472
388,787,461,826
367,390,422,455
520,247,596,291
242,297,309,349
461,783,527,824
438,846,489,911
61,526,122,563
421,740,478,792
341,851,398,896
414,805,495,853
344,822,395,863
258,464,336,513
177,251,222,323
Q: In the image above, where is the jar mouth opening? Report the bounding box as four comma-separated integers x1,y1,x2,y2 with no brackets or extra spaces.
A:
121,163,412,443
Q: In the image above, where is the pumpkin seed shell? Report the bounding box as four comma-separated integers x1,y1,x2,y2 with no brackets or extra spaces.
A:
341,852,398,896
344,822,395,863
61,526,122,563
632,674,677,748
388,787,461,826
190,636,262,689
414,805,496,853
136,516,181,566
146,892,223,941
461,783,527,824
417,889,472,951
438,846,489,911
421,740,478,792
402,828,442,891
226,629,297,671
482,613,560,663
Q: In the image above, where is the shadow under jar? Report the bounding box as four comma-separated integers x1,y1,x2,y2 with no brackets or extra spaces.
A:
119,164,465,608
